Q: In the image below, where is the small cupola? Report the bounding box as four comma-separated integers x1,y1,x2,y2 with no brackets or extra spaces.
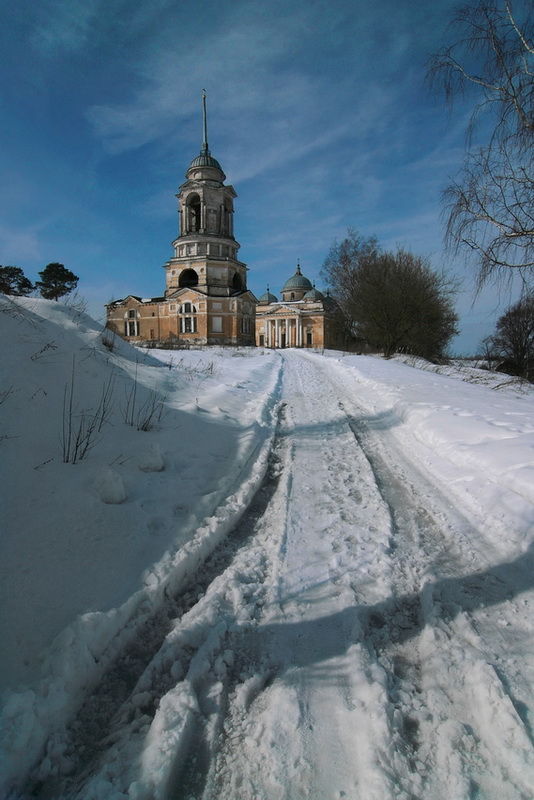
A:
303,286,325,301
185,91,226,183
259,286,278,305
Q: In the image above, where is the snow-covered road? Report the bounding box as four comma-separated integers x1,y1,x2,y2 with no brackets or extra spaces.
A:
23,349,534,800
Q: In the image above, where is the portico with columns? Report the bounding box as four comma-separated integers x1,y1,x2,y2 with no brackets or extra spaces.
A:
255,264,341,350
261,308,314,348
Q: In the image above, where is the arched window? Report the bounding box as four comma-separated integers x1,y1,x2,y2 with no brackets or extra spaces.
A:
223,199,232,236
232,272,243,292
179,269,199,288
187,194,201,231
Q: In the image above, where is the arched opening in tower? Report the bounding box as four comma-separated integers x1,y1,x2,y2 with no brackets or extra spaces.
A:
223,200,232,236
179,269,199,288
188,194,201,232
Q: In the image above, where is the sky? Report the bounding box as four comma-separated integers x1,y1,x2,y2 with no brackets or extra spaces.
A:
0,0,527,353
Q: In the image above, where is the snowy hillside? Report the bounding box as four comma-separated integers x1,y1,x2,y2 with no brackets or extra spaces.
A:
2,296,534,799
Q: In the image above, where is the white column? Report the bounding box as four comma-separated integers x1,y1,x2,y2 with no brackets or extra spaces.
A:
275,318,280,348
285,318,289,348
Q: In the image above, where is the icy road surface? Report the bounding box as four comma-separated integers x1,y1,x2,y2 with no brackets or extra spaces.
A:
22,350,534,799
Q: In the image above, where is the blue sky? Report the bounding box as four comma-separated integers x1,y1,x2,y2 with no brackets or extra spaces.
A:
0,0,523,353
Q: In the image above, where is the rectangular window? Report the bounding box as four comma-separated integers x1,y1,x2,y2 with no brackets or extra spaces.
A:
259,334,265,347
150,329,155,339
181,317,197,334
211,316,223,333
306,331,313,346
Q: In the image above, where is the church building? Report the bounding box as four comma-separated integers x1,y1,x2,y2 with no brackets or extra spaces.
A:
255,263,342,349
106,94,256,346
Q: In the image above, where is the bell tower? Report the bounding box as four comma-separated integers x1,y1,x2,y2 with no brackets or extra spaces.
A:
164,92,248,298
106,93,256,346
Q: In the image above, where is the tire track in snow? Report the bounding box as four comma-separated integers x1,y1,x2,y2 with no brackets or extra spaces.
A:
324,355,534,798
196,351,476,800
160,352,400,800
183,352,534,800
204,353,403,799
25,351,534,799
24,403,289,800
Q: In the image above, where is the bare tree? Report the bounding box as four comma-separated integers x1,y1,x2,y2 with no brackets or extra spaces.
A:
429,0,534,286
486,290,534,378
322,230,459,360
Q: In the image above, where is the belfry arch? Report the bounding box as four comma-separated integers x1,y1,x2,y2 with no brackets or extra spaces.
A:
179,268,199,288
187,194,201,232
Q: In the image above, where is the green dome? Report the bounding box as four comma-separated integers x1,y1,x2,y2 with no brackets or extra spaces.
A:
303,287,324,301
188,151,224,172
282,265,313,291
259,289,278,304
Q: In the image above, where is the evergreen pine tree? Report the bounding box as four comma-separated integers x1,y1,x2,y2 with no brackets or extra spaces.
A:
0,265,34,296
36,263,79,301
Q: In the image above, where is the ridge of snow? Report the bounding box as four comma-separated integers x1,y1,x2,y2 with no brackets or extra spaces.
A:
0,296,282,793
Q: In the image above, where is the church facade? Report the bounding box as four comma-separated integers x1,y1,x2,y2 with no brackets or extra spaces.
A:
255,264,342,350
106,96,256,346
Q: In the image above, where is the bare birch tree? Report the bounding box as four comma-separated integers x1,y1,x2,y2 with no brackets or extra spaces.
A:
429,0,534,286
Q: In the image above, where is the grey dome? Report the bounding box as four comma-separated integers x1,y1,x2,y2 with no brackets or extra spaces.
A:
188,151,224,172
282,265,312,291
303,287,324,301
259,289,278,304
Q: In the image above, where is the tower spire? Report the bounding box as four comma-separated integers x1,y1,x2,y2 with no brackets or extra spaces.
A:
202,89,209,154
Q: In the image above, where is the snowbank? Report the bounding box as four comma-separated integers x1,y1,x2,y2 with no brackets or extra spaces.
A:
2,301,534,796
319,350,534,557
0,296,281,793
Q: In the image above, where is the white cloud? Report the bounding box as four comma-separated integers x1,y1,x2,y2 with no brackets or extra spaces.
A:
85,1,405,172
30,0,102,54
